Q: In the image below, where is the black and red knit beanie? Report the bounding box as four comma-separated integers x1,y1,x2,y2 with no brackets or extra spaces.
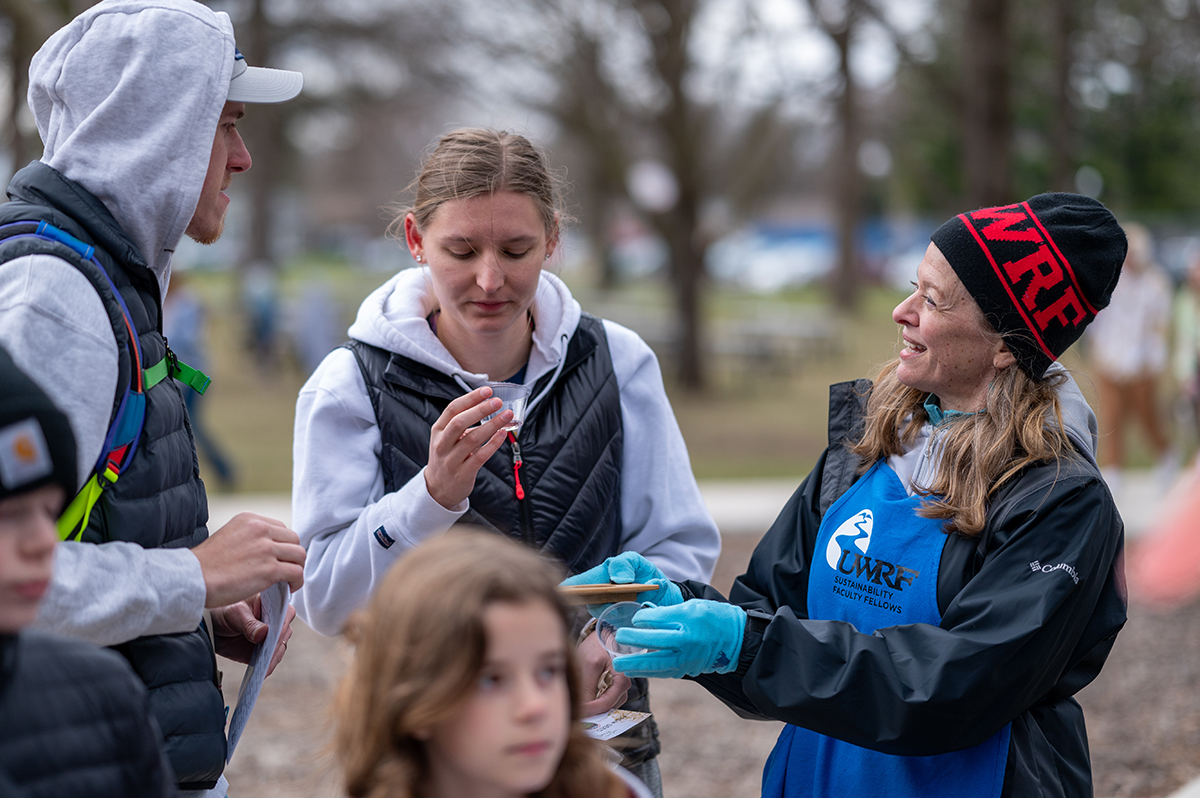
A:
0,345,76,503
931,192,1126,379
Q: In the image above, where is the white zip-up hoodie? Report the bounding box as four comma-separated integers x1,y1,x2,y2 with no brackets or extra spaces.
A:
292,266,722,635
0,0,236,681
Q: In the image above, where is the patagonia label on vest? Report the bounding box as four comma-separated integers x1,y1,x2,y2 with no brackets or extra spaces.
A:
373,525,395,549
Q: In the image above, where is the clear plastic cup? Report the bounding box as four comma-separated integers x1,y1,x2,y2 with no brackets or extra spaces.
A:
483,381,532,432
596,601,656,658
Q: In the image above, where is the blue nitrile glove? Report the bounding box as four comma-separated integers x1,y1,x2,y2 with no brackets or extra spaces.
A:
561,551,684,616
611,599,747,679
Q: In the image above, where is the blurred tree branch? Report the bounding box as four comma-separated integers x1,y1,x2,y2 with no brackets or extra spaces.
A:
804,0,865,311
466,0,808,391
210,0,460,271
0,0,79,171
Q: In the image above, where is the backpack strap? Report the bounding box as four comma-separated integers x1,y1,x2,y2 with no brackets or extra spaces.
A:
0,220,209,540
144,349,211,395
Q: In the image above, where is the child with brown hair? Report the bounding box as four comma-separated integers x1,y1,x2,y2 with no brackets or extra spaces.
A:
333,528,650,798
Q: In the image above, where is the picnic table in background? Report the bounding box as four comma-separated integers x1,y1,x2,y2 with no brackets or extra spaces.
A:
591,305,843,380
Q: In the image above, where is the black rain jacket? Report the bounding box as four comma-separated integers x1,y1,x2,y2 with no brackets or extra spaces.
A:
687,379,1127,798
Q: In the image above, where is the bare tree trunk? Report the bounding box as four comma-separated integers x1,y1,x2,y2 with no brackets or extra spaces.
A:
1050,0,1076,191
581,185,620,290
643,0,707,391
664,197,706,390
0,0,63,176
963,0,1012,207
8,36,29,172
830,14,861,311
241,0,280,271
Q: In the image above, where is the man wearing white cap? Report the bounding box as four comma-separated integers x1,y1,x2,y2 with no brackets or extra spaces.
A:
0,1,305,795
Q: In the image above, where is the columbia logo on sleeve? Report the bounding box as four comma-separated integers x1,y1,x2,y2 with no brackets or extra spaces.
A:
1029,560,1080,584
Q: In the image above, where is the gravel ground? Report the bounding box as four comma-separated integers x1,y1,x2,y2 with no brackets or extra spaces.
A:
221,532,1200,798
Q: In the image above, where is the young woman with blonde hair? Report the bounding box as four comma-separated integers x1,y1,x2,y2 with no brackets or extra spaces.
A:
568,193,1129,798
293,128,719,794
334,529,649,798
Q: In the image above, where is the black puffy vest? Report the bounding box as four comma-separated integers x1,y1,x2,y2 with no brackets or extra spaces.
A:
349,313,624,573
352,314,662,764
0,631,177,797
0,162,225,789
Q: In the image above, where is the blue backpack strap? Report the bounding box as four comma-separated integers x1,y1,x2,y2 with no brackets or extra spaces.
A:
33,223,148,540
0,221,212,541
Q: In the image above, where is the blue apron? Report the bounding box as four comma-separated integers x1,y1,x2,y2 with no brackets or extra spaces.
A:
761,460,1010,798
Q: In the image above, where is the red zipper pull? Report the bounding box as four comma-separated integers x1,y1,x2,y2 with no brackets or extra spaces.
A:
508,432,525,500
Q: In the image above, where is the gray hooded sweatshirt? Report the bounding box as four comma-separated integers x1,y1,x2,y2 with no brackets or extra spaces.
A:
0,2,237,775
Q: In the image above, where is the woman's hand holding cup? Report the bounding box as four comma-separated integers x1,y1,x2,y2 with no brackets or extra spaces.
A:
425,386,513,509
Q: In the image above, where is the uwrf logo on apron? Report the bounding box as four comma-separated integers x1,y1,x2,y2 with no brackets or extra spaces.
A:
825,509,873,569
824,506,920,594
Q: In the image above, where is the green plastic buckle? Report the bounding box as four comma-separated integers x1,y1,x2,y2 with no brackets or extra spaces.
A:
172,359,211,395
144,354,210,395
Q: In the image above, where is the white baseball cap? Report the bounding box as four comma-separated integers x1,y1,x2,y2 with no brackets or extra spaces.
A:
227,46,303,103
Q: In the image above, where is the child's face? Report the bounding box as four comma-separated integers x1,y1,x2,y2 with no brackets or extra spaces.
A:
420,599,572,798
0,485,62,633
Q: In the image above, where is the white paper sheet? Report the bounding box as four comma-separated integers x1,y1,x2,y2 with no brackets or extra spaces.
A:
225,581,290,763
581,708,651,741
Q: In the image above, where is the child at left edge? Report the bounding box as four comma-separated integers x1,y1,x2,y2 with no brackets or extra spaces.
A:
0,343,175,796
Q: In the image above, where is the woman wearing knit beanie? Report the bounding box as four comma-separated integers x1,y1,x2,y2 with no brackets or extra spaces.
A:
0,345,176,796
567,193,1127,798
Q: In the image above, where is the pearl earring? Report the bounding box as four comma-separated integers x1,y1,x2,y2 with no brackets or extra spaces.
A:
415,255,423,263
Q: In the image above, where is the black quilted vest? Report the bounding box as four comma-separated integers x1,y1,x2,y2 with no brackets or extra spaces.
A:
352,314,662,764
0,631,176,797
349,313,624,573
0,162,225,789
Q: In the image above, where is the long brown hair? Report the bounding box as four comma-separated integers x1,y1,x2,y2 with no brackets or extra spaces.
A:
332,529,626,798
850,358,1077,537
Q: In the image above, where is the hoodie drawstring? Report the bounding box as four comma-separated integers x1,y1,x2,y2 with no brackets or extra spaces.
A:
525,332,569,416
453,328,570,502
508,432,525,500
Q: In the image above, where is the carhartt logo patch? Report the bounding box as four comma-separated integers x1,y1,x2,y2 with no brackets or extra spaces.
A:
373,526,395,549
0,418,53,490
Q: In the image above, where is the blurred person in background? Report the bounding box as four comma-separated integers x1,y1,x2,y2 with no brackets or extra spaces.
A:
1173,246,1200,468
286,277,342,376
333,529,652,798
0,344,175,797
292,127,721,797
1085,222,1177,490
1123,247,1200,607
568,194,1128,798
0,1,307,794
164,268,237,489
242,261,282,372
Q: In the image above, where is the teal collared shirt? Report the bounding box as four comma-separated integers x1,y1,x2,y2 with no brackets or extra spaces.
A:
923,395,983,426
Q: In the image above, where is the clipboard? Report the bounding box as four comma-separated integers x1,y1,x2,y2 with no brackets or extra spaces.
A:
559,583,657,605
